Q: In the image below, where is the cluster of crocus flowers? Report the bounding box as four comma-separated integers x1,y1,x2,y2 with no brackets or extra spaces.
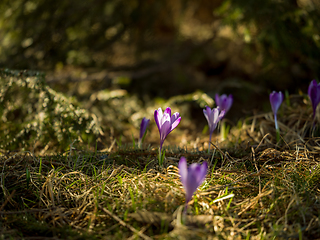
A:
140,83,320,220
178,157,208,213
308,79,320,120
139,117,150,147
154,107,181,165
269,91,283,142
203,106,225,152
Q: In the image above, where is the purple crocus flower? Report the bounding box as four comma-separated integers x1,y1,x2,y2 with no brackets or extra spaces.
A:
179,157,208,206
203,106,225,151
139,117,150,144
154,107,181,151
308,79,320,119
215,94,233,114
269,91,283,131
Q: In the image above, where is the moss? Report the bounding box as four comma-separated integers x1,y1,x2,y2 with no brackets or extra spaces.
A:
0,69,102,151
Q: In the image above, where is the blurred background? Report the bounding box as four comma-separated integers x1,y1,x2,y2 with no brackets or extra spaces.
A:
1,0,320,151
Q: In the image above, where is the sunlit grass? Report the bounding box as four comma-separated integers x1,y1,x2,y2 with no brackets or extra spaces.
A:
1,120,320,239
1,70,320,239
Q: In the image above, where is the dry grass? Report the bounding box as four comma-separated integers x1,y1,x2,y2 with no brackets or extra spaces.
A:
1,94,320,239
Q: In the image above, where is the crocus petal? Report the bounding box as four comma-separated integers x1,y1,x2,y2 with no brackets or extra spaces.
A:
203,107,212,123
178,157,188,188
215,94,221,107
203,107,210,123
220,96,228,110
225,95,233,113
208,108,218,133
164,107,171,116
188,163,206,189
186,166,201,202
203,109,208,119
212,108,220,124
160,114,171,139
219,110,226,120
308,80,320,118
160,111,170,126
199,161,208,183
159,122,171,149
308,79,317,97
171,112,180,123
154,108,162,131
170,116,181,133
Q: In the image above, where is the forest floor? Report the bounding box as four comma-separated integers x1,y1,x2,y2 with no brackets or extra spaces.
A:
1,88,320,239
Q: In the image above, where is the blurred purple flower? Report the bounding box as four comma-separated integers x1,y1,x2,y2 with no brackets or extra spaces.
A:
308,79,320,119
179,157,208,205
215,94,233,114
154,107,181,151
203,106,225,151
269,91,283,131
139,117,150,143
310,165,317,174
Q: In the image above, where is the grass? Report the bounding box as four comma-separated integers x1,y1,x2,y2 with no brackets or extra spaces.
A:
1,95,320,239
0,149,319,239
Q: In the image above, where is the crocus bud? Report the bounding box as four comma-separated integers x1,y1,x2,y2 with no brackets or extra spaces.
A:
179,157,208,205
269,91,283,131
308,79,320,119
139,117,150,143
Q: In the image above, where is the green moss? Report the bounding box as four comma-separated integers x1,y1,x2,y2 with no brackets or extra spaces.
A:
0,69,102,151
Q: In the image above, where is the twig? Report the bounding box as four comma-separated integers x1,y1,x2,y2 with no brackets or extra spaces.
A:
254,133,270,152
251,147,263,208
0,207,56,215
209,142,228,160
0,190,15,211
127,223,151,240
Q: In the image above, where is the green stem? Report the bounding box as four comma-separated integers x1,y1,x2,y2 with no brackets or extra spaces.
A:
276,130,280,143
208,133,212,153
220,120,226,141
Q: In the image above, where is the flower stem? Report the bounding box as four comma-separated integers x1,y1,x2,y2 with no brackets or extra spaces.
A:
220,120,226,141
183,203,188,214
274,114,280,143
274,114,278,132
276,130,280,143
208,133,212,153
158,147,166,166
159,147,162,166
